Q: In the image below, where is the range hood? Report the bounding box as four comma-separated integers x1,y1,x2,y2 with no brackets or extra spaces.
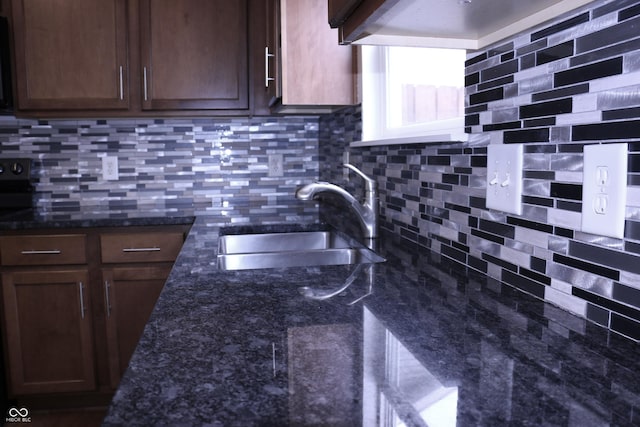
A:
341,0,595,50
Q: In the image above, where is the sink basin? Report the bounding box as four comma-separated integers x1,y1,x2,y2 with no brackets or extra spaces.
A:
217,230,385,271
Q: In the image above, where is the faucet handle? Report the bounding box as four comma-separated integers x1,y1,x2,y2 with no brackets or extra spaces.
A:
343,163,377,192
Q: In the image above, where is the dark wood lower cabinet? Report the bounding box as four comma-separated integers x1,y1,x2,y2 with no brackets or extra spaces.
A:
0,225,189,408
102,265,172,387
1,269,96,395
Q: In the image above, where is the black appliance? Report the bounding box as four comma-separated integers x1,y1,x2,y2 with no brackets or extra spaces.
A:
0,16,12,112
0,158,34,215
0,158,32,415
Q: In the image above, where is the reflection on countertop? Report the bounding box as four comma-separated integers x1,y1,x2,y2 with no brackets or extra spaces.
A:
364,305,459,427
2,211,631,426
96,216,640,426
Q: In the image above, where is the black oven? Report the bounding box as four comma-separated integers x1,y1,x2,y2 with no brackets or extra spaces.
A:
0,158,33,218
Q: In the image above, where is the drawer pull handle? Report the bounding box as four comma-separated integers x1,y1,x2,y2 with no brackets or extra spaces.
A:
21,250,62,255
122,247,161,253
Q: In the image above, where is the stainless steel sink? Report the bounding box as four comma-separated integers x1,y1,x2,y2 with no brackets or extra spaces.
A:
217,230,385,271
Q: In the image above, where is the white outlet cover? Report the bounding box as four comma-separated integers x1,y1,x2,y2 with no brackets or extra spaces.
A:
581,143,627,239
102,156,119,181
486,144,523,215
268,154,284,177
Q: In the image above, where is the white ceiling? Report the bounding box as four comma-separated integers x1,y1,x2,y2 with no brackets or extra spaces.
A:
353,0,595,49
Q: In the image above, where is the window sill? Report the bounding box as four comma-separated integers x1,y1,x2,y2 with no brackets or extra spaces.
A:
350,132,468,148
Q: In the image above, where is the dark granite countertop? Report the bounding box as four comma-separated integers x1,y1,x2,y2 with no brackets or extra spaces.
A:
94,216,640,426
0,208,195,230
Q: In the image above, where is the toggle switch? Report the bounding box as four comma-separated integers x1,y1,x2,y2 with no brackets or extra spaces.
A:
501,173,511,187
490,172,499,186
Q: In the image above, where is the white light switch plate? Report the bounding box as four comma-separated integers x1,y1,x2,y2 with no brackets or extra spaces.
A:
486,144,523,215
581,143,627,238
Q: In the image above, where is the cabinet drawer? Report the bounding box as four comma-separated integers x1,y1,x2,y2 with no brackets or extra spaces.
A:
101,232,184,263
0,235,87,266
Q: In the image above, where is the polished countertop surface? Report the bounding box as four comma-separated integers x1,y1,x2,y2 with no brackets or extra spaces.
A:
87,215,640,426
0,208,195,230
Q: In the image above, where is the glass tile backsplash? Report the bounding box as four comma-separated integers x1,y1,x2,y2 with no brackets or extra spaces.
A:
0,116,320,224
2,0,640,342
320,0,640,341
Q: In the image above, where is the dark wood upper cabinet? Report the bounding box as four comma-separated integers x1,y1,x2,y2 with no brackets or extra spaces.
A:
139,0,249,111
327,0,401,45
8,0,266,117
11,0,129,110
327,0,362,28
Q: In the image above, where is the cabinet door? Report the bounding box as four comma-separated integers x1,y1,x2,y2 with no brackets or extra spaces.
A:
1,270,96,395
264,0,280,105
280,0,354,106
139,0,249,110
102,266,171,387
11,0,129,110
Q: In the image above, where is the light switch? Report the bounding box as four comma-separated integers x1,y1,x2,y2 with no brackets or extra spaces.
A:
486,144,523,215
581,143,627,238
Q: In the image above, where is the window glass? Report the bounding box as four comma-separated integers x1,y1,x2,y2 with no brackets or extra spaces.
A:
361,45,466,143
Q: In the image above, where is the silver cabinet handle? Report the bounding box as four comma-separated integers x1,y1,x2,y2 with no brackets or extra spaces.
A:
21,250,61,255
265,46,275,88
104,280,112,318
119,65,124,100
79,282,86,320
272,342,277,377
143,67,148,101
122,247,161,253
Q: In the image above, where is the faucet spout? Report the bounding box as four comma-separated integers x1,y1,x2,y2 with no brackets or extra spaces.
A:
295,164,379,239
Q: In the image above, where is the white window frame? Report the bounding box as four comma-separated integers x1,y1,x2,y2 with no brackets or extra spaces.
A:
355,45,468,147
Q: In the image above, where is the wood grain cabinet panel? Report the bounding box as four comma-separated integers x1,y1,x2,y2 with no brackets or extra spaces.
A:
0,225,188,403
100,231,184,263
139,0,249,110
11,0,129,110
99,226,187,387
272,0,355,112
0,234,87,266
2,269,96,395
9,0,267,116
102,265,171,387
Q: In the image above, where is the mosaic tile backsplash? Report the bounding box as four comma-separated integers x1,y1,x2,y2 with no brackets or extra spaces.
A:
2,0,640,342
0,116,320,224
320,0,640,341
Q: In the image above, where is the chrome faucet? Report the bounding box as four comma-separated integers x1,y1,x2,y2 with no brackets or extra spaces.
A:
296,163,379,239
